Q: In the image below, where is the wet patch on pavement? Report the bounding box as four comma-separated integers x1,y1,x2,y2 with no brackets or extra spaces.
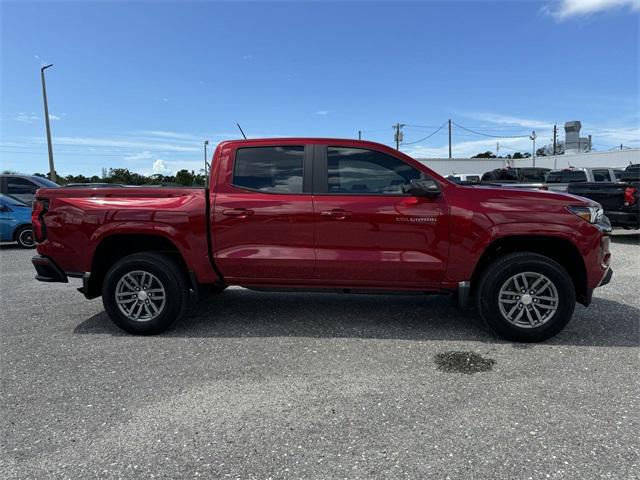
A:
434,351,495,374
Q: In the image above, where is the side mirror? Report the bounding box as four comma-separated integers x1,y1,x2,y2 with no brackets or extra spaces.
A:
0,205,11,213
402,179,441,197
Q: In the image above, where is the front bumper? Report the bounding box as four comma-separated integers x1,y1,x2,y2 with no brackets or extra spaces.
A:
32,255,68,283
598,267,613,287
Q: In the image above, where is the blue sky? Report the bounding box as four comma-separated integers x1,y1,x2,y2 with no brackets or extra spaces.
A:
1,0,638,177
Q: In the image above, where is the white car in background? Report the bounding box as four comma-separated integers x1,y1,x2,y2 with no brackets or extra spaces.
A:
445,173,482,184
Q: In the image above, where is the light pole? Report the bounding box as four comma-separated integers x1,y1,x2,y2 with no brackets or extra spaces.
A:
40,64,56,182
204,140,209,187
529,130,537,167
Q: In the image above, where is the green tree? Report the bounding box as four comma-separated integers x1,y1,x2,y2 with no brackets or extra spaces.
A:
175,169,195,186
472,151,496,158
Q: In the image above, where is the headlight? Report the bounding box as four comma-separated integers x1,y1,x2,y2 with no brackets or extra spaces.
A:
566,205,603,224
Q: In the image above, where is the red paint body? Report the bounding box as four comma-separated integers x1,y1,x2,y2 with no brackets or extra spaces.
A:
34,138,611,297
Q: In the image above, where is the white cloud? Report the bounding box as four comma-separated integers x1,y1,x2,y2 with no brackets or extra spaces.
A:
464,112,553,130
152,159,170,174
125,151,154,161
49,114,61,121
137,130,200,141
16,112,40,123
45,136,199,152
545,0,640,20
315,110,329,116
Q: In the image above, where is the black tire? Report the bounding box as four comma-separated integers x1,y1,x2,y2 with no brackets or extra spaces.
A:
102,253,188,335
210,284,227,295
15,226,35,249
476,252,576,342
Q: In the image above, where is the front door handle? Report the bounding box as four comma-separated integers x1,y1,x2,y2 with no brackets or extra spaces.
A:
320,208,352,220
222,208,254,218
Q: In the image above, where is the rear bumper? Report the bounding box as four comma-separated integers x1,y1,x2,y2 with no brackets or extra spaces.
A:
604,210,639,229
31,255,68,283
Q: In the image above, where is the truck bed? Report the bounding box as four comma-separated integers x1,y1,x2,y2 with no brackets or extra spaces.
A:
568,182,639,229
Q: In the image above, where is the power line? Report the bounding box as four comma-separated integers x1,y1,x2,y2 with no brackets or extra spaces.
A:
452,121,530,139
404,124,445,130
401,121,449,145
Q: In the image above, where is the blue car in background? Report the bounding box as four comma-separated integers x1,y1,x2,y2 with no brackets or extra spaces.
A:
0,194,35,248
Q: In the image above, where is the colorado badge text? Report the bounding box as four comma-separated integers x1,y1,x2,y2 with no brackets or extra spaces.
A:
395,216,438,224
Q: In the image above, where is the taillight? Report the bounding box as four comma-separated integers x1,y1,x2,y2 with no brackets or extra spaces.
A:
624,186,637,206
32,198,49,242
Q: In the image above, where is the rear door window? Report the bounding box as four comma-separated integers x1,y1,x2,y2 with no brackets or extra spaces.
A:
592,169,611,182
7,177,38,195
233,146,304,193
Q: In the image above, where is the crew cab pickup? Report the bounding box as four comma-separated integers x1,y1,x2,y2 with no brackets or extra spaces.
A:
568,164,640,229
31,139,613,342
546,167,624,192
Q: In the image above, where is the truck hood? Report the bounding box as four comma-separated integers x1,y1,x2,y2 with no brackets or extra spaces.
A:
466,184,599,207
448,184,601,228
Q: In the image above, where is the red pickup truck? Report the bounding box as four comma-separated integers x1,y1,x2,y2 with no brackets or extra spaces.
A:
31,138,612,342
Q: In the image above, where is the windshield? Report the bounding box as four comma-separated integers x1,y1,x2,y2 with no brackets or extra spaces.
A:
35,177,60,188
546,170,587,183
520,168,548,182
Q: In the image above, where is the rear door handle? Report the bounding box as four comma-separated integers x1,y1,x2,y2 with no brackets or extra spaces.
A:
222,208,254,218
320,208,352,220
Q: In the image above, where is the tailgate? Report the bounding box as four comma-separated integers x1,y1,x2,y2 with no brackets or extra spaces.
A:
567,182,626,210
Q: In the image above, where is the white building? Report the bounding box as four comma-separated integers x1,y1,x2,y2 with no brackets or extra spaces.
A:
416,148,640,177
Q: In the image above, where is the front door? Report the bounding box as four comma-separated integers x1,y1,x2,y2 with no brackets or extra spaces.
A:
211,143,315,283
312,145,449,288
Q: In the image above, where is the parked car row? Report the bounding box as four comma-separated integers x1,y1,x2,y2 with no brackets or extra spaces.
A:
0,194,36,248
568,164,639,230
0,175,61,248
446,164,639,229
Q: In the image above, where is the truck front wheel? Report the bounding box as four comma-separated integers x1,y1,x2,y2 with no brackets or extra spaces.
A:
102,253,188,335
476,252,576,342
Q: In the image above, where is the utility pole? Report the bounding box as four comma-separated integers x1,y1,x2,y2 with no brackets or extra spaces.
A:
394,123,405,150
552,124,557,156
40,64,56,182
448,119,452,159
204,140,209,187
530,130,537,167
358,130,362,140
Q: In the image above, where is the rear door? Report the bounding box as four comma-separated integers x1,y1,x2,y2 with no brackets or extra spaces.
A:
311,144,449,288
211,143,315,283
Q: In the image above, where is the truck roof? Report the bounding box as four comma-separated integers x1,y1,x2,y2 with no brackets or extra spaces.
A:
217,137,393,149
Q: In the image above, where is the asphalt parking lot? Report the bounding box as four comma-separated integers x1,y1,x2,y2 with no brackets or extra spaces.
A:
1,233,638,479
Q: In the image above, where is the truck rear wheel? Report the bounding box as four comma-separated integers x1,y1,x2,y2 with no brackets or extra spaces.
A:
102,253,188,335
476,252,576,342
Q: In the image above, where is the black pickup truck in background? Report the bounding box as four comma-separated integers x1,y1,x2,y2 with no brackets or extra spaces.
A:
568,164,640,229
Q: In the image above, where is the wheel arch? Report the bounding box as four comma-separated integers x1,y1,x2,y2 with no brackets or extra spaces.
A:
470,235,589,306
85,234,190,299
